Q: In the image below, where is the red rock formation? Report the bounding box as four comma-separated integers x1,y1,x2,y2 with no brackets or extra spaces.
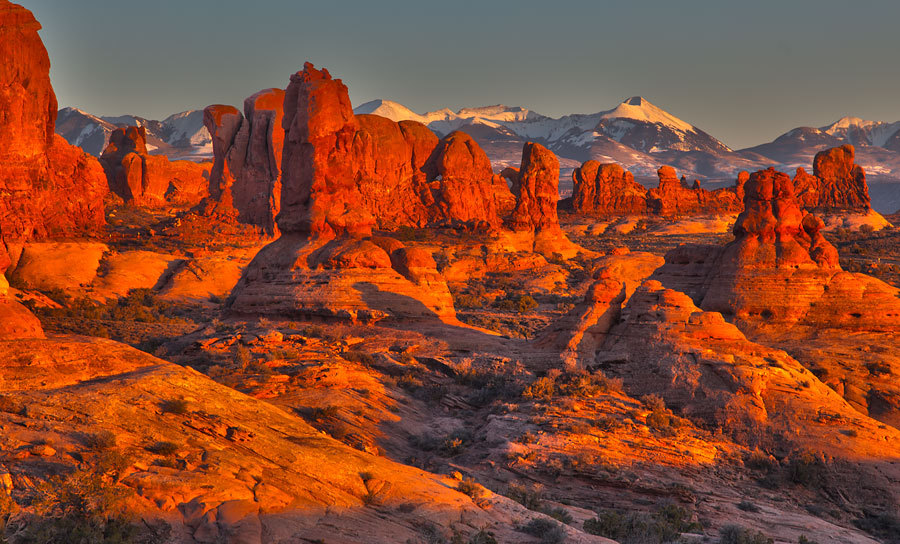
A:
203,89,285,234
570,162,741,217
276,63,509,237
100,126,210,207
423,131,506,229
792,144,870,213
0,1,107,256
508,142,560,231
646,165,742,216
571,161,647,215
652,166,900,425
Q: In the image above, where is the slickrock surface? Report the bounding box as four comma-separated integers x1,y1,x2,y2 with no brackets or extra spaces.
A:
100,125,211,206
0,337,612,544
203,88,284,235
0,1,107,254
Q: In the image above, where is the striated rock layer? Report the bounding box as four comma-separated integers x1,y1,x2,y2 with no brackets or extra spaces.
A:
0,1,107,266
100,125,211,207
203,88,285,235
653,167,900,427
228,234,458,324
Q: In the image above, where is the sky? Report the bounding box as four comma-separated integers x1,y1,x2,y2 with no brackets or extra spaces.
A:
19,0,900,150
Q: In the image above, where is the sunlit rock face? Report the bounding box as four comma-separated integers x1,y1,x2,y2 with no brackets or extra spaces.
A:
0,1,107,259
275,63,511,237
793,144,870,213
571,162,742,217
653,166,900,427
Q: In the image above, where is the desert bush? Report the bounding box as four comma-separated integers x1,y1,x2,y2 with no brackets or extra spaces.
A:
516,295,539,314
341,350,375,366
146,441,178,456
160,399,189,415
457,477,482,499
84,430,117,451
852,510,900,543
467,527,498,544
519,518,565,544
719,525,773,544
9,462,168,544
506,482,544,510
787,452,828,488
583,504,700,544
737,500,760,513
523,376,556,401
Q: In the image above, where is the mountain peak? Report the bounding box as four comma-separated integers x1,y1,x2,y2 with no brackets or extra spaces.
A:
602,96,695,134
623,96,646,106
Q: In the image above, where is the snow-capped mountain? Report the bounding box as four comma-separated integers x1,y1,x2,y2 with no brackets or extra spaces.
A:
356,96,751,180
56,107,212,161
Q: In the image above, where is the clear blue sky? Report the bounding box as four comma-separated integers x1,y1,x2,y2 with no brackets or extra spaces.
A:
19,0,900,149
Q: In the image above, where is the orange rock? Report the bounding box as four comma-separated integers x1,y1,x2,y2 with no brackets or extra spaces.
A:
0,2,107,253
646,165,742,216
509,142,561,231
572,161,647,215
100,126,210,206
276,63,509,236
792,144,871,213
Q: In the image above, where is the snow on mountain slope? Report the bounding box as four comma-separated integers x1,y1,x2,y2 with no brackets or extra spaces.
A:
353,96,738,179
354,99,429,124
821,116,900,148
56,108,212,160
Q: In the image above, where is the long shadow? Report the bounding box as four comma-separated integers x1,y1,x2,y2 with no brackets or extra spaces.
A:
351,281,513,353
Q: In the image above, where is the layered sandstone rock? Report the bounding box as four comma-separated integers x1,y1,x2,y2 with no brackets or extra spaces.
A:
0,1,107,256
100,125,210,206
599,281,900,459
203,88,284,234
229,234,457,323
792,144,889,230
652,167,900,426
570,162,741,217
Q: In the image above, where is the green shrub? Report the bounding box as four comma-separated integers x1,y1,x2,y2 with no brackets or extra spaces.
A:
519,518,565,544
457,477,482,499
719,525,773,544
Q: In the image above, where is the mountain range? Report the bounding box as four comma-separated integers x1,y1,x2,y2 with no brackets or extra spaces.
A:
56,98,900,212
56,107,212,160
